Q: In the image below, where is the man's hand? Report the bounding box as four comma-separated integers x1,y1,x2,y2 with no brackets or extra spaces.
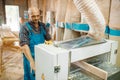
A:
30,61,36,72
45,40,53,45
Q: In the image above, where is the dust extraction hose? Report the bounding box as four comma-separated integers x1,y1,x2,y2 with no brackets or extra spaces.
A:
73,0,106,40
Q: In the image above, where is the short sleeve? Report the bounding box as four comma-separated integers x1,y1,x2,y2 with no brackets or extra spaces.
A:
39,22,51,41
19,24,30,46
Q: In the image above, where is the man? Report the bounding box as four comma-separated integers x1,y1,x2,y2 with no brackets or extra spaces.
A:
19,7,52,80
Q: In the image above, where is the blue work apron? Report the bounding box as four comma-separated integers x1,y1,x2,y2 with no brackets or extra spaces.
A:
23,22,46,80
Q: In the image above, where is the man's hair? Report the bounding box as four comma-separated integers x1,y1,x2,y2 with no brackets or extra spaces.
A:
28,7,40,15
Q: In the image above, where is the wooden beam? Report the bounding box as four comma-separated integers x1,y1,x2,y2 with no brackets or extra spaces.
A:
0,38,3,76
43,0,46,23
30,0,38,7
74,61,108,80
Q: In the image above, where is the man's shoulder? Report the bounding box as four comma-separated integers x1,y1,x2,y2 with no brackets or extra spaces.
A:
20,22,29,30
39,22,45,26
39,22,50,28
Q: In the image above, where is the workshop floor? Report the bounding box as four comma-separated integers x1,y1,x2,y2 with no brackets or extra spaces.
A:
0,49,23,80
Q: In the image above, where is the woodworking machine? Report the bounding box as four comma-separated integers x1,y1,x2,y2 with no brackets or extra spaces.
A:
35,37,120,80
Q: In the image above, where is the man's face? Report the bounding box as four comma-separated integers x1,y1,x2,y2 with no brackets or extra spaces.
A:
29,11,40,24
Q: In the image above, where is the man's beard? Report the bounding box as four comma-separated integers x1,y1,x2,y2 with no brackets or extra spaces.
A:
32,20,39,24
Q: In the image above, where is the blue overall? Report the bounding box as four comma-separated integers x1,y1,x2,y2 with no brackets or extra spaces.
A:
23,22,46,80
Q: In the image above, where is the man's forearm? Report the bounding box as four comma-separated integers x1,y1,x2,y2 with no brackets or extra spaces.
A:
21,44,34,62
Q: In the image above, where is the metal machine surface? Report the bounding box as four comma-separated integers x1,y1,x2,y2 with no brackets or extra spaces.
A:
35,37,119,80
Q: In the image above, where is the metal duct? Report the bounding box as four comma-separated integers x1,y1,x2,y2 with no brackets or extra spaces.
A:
73,0,106,40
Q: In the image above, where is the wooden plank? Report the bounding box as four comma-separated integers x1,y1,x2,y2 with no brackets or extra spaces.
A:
0,45,3,76
109,0,120,29
0,31,16,38
0,50,23,80
28,0,31,8
0,32,19,76
56,0,68,22
43,0,46,23
0,38,3,76
0,46,2,76
30,0,38,7
74,61,108,80
0,38,2,46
